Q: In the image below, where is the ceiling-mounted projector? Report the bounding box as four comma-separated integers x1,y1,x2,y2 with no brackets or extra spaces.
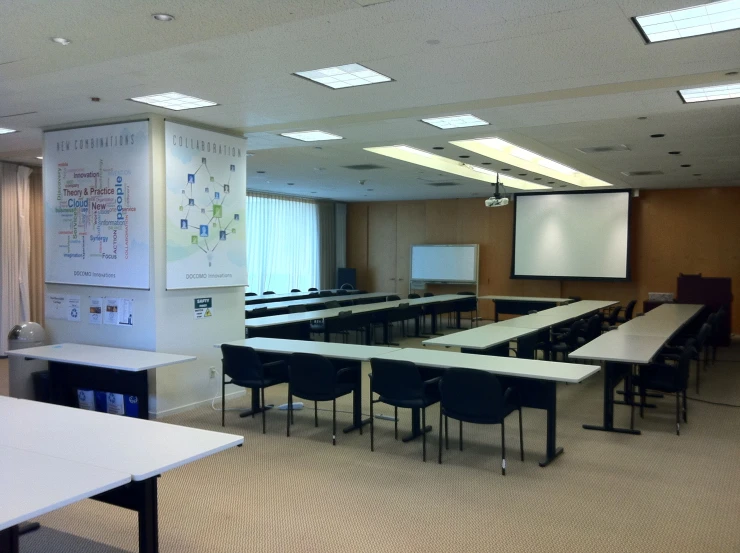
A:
484,175,509,207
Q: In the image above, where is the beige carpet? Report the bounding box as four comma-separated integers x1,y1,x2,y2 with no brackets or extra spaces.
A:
4,334,740,553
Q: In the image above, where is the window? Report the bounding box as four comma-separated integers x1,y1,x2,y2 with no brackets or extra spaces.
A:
246,192,320,294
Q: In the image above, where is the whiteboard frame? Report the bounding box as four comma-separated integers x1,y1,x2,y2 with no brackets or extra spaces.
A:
409,244,479,288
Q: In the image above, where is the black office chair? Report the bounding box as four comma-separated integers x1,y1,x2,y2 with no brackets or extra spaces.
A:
336,289,349,295
310,300,341,337
308,287,319,292
290,288,301,292
602,305,622,332
617,300,637,323
663,322,712,393
568,296,582,302
340,283,355,290
456,292,478,328
577,314,602,347
220,345,288,433
423,292,434,297
408,293,420,299
634,344,695,435
245,292,258,297
263,290,276,295
319,290,333,297
711,307,727,363
438,368,523,475
549,319,586,362
287,353,361,445
369,358,441,462
288,304,307,313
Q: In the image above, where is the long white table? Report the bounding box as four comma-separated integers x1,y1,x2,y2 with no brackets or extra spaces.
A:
376,348,599,467
6,344,196,419
478,295,572,321
0,396,243,553
245,294,468,342
245,292,392,313
496,300,618,329
245,289,360,305
422,323,539,357
569,303,704,435
219,338,401,433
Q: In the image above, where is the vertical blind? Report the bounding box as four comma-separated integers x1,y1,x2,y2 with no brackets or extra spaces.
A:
246,192,320,294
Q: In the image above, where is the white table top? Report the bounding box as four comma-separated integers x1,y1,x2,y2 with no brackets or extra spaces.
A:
220,338,401,361
0,444,131,531
479,296,571,303
422,323,538,350
245,294,463,328
376,348,599,384
246,289,359,302
246,292,392,312
617,304,703,338
568,331,668,364
0,397,244,481
5,343,196,372
495,300,618,330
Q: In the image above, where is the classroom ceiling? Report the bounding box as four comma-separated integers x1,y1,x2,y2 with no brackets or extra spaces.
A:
1,0,738,201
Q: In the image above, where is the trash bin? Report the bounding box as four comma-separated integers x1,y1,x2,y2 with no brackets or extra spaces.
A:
8,322,47,400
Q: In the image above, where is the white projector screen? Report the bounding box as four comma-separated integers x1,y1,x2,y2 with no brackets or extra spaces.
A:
411,244,478,283
512,191,630,280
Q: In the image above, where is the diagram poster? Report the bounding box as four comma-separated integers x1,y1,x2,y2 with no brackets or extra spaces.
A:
43,121,150,289
165,121,247,289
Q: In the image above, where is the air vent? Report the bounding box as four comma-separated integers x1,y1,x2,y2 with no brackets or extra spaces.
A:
620,170,664,177
425,181,461,187
577,144,631,154
342,164,386,170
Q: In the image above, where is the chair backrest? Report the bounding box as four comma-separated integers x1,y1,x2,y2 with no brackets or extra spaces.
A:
221,344,264,382
423,292,434,297
624,300,637,320
290,288,301,292
263,291,275,295
563,319,586,347
439,368,507,423
325,300,341,309
586,314,602,341
336,289,349,295
245,292,258,297
288,304,307,313
606,305,622,325
340,283,355,290
338,310,353,318
308,287,319,291
370,358,424,402
568,296,582,302
288,353,337,397
387,294,401,301
250,307,268,316
695,323,711,348
398,302,410,309
319,290,333,297
675,342,697,388
408,293,421,299
457,291,475,295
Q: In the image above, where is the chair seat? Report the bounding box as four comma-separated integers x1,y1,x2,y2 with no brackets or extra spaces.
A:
377,392,439,410
231,375,286,388
442,402,518,425
293,382,356,402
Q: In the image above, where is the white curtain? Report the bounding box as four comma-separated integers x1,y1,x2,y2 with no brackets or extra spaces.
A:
246,192,320,295
0,163,32,353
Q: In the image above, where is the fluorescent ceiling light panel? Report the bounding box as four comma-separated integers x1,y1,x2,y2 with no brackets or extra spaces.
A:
364,145,550,190
294,63,392,89
0,127,17,134
129,92,217,111
634,0,740,43
280,130,343,142
421,114,489,129
679,82,740,102
451,137,613,188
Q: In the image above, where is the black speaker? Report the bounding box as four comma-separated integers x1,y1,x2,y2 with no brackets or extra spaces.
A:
337,268,356,290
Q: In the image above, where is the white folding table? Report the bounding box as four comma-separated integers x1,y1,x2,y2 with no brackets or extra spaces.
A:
376,348,599,467
246,292,392,313
6,343,196,419
0,396,243,553
422,323,539,358
478,295,572,321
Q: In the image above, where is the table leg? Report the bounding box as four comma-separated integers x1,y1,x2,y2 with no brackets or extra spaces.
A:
583,362,641,435
456,309,462,329
0,525,19,553
343,362,371,433
539,381,564,467
239,387,272,418
494,301,500,322
94,478,159,553
402,407,432,442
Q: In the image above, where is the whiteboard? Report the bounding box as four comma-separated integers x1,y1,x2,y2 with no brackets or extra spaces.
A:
411,245,478,282
512,191,630,280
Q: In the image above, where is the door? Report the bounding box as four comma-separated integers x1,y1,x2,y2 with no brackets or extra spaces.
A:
368,203,397,293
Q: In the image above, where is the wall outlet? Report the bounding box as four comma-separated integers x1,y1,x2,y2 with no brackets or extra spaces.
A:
209,366,217,379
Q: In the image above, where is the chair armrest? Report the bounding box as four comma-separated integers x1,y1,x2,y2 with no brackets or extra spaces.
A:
337,366,360,378
262,360,286,368
423,376,441,387
503,386,521,406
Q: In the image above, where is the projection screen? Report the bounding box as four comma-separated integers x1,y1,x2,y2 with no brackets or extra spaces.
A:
511,191,631,280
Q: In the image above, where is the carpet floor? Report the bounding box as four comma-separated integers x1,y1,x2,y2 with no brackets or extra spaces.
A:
3,332,740,553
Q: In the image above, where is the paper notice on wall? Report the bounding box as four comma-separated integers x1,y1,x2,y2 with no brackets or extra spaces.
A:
67,295,81,322
45,294,67,320
89,297,103,324
118,298,134,326
104,298,120,325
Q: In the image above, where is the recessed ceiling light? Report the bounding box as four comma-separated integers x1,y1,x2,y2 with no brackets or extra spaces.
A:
256,171,266,174
451,137,614,188
693,173,702,176
433,146,444,150
421,114,489,129
458,155,470,159
280,130,343,142
633,0,740,43
287,183,294,185
36,156,43,160
501,168,510,171
152,13,175,22
681,164,692,167
294,63,392,89
481,162,491,165
363,145,550,191
51,37,71,46
638,116,648,120
129,92,217,111
518,173,527,176
668,151,681,155
679,82,740,103
0,127,18,135
650,134,665,138
726,71,739,75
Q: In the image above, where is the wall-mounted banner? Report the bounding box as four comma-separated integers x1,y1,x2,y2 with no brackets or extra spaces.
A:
43,121,151,288
165,121,247,289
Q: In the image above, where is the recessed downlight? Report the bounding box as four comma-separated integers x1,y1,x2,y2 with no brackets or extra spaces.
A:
681,164,692,167
152,13,175,21
51,37,71,46
256,171,266,174
650,134,665,138
458,155,470,159
668,151,681,155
